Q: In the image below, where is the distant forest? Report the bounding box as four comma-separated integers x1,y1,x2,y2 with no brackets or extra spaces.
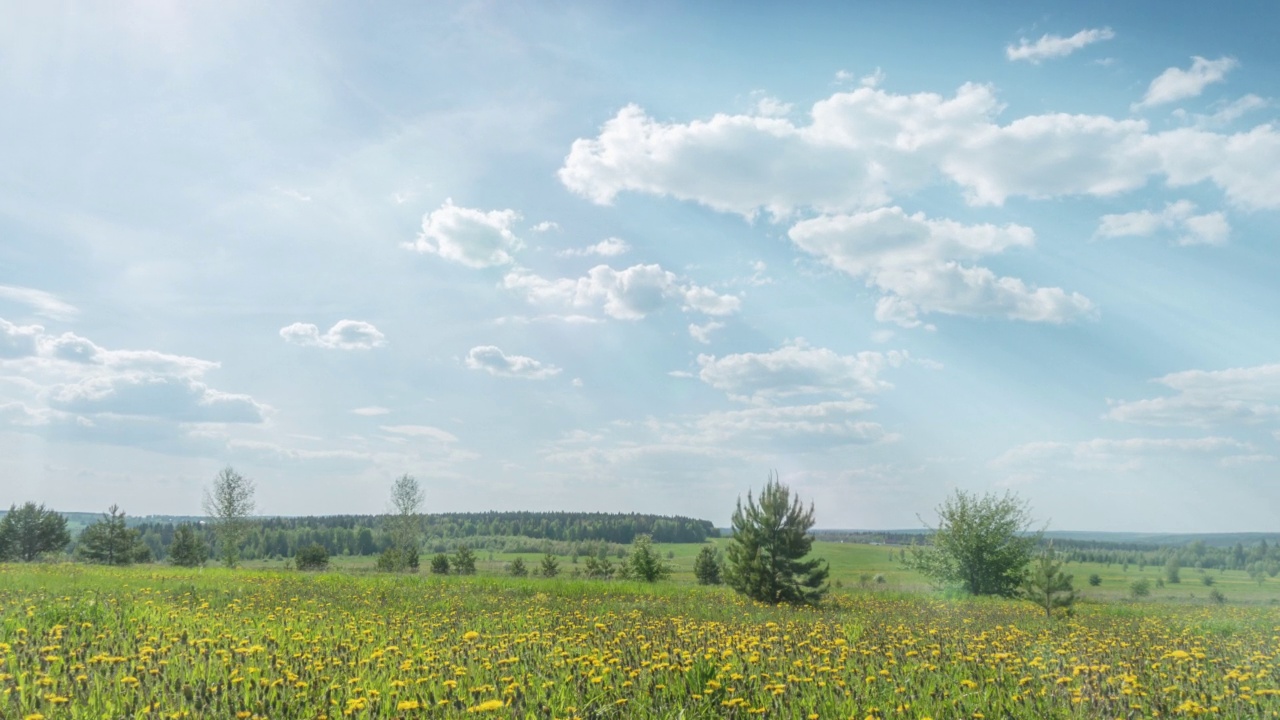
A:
126,511,718,562
822,530,1280,576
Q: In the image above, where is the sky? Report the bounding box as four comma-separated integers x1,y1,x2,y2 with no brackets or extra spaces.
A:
2,1,1279,532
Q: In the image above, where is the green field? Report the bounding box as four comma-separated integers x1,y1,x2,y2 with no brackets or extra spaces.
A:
244,539,1280,605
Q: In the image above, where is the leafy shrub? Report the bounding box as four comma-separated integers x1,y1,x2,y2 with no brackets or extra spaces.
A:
295,543,329,571
1088,574,1102,587
508,557,528,577
1130,578,1152,599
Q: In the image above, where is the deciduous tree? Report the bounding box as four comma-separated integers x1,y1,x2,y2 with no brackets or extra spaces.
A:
203,466,256,568
906,489,1038,597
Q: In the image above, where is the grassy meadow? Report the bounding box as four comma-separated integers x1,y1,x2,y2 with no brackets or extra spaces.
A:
4,541,1280,719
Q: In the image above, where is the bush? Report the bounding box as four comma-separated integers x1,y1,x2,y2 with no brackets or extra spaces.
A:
1209,588,1226,604
1088,574,1102,587
295,543,329,571
584,555,614,580
377,547,419,573
508,557,528,577
1201,574,1215,587
906,489,1037,598
624,535,671,583
429,553,451,575
1130,578,1152,599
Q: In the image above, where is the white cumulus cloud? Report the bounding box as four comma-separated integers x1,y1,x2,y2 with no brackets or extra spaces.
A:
404,198,523,268
695,339,905,403
559,83,1280,215
280,320,386,350
688,321,725,344
789,207,1095,325
1106,364,1280,427
503,263,740,320
1096,200,1230,246
1134,56,1238,110
1006,27,1115,63
557,237,631,257
464,346,562,379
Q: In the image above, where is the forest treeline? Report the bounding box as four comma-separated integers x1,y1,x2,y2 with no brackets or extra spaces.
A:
129,511,717,561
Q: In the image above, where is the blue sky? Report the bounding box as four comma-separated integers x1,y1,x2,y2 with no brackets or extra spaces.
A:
2,1,1279,531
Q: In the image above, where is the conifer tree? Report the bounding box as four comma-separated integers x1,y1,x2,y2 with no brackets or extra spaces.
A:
694,544,723,585
78,505,149,565
724,472,829,605
168,524,208,567
0,502,70,562
1022,544,1077,617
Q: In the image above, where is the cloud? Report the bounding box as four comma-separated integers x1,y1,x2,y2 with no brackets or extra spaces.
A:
530,221,559,233
695,340,905,403
557,237,631,257
1134,56,1238,110
0,318,43,358
0,286,78,320
280,320,386,350
503,263,740,320
352,406,390,416
1174,94,1268,128
560,84,1280,215
380,424,459,443
1106,363,1280,427
789,207,1095,325
1006,27,1115,63
464,346,562,379
0,318,267,437
48,374,266,423
404,198,523,268
1096,200,1229,246
688,321,724,344
992,436,1255,474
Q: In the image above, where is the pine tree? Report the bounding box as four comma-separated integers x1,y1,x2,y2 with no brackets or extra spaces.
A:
78,505,147,565
0,502,70,562
168,524,208,567
452,545,477,575
508,557,528,577
1022,544,1077,617
539,552,560,578
693,545,723,585
724,472,829,605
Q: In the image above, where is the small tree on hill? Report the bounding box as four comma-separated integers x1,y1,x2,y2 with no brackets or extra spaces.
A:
0,502,70,562
295,542,330,571
624,534,670,582
724,472,829,605
540,553,560,578
1021,544,1077,618
453,545,477,575
203,466,255,568
694,545,723,585
168,524,208,567
906,489,1038,598
1165,557,1181,584
78,505,150,565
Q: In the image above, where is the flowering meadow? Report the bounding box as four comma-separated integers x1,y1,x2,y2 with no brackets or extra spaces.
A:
2,564,1279,719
